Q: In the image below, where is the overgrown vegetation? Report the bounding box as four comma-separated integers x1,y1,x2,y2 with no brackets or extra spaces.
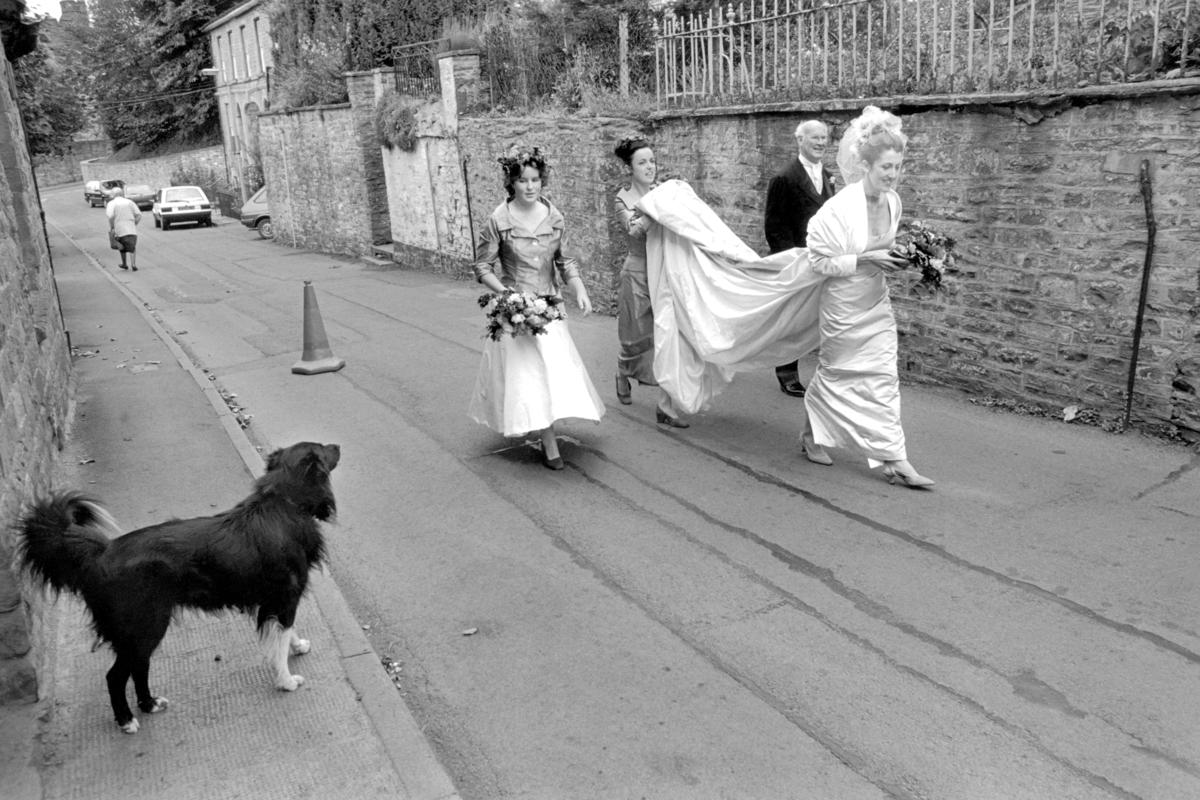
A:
265,0,485,109
84,0,240,151
375,93,419,151
12,20,88,156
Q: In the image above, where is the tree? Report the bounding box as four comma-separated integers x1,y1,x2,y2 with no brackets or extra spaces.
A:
12,20,88,156
87,0,241,151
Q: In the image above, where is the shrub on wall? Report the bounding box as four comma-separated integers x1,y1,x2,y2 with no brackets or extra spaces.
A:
376,93,420,152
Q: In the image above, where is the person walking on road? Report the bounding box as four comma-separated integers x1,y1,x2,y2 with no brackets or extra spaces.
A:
468,147,605,470
105,186,142,271
800,107,934,488
764,120,834,398
612,136,688,429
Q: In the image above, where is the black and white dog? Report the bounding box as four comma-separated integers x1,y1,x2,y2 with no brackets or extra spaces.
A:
17,441,340,733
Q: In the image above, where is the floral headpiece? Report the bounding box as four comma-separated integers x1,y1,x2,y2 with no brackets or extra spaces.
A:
498,146,546,175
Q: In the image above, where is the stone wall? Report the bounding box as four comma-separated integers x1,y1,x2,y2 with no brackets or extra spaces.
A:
81,145,226,193
0,48,74,704
344,71,392,246
267,56,1200,435
452,90,1200,435
34,139,111,187
458,116,650,314
257,103,373,255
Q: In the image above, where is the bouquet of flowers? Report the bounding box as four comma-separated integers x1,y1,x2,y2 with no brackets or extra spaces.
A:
478,290,566,341
890,220,958,290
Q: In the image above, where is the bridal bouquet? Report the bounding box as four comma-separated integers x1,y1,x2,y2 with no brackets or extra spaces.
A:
890,220,958,290
478,291,566,341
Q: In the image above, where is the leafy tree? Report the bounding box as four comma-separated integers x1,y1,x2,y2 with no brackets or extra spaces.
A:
12,20,88,156
88,0,241,151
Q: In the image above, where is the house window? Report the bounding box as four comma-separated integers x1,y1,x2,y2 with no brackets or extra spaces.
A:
253,18,265,74
215,36,226,82
228,31,238,80
239,25,250,78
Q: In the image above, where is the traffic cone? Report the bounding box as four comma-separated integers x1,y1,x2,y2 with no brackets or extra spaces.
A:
292,280,346,375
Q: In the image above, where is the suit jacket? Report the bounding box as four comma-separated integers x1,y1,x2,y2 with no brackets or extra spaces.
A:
763,158,835,254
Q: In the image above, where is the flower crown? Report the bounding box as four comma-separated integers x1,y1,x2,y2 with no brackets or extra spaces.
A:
498,147,546,174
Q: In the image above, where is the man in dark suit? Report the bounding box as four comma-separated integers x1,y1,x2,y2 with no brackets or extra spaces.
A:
764,120,833,397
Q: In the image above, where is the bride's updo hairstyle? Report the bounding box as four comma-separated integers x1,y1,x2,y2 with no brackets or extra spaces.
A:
836,106,907,184
498,146,549,199
614,136,652,165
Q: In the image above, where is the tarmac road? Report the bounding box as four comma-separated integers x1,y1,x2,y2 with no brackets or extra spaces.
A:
39,183,1200,799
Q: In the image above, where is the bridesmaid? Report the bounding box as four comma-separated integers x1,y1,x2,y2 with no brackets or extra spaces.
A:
612,137,688,428
468,147,605,469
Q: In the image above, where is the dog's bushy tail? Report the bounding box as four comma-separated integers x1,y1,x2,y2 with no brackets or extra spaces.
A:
17,493,119,595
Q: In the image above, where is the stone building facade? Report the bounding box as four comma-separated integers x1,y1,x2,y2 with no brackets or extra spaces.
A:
202,0,272,201
0,36,74,704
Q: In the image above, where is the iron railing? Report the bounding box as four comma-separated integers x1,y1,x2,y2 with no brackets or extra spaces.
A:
654,0,1200,106
392,40,442,96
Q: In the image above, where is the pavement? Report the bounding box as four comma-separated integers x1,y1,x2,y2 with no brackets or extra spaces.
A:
2,217,461,800
5,193,1200,799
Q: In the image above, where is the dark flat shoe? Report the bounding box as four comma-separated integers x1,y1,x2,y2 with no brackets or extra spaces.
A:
778,378,806,397
543,455,565,470
656,409,690,428
615,375,632,405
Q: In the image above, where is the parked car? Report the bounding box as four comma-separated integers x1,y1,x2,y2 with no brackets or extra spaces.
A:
124,184,156,211
152,185,213,230
239,186,273,239
85,178,125,207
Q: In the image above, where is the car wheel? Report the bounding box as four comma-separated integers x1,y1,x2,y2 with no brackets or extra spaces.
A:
256,218,275,240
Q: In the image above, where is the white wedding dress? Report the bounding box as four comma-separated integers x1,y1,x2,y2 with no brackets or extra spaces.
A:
638,179,908,466
637,181,824,415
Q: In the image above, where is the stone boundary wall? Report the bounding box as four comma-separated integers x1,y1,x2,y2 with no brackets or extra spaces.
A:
344,71,392,246
257,104,373,256
0,52,74,705
449,90,1200,436
267,57,1199,435
80,145,226,193
34,139,111,187
457,115,652,315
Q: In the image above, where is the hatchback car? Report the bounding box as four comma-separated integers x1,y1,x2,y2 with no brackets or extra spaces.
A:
239,186,273,239
124,184,156,211
86,178,125,207
152,185,213,230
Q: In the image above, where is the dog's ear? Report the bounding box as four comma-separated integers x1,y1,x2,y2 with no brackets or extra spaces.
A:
265,448,285,472
321,444,341,471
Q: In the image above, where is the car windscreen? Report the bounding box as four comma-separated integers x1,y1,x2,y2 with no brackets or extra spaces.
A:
126,185,152,195
164,187,207,202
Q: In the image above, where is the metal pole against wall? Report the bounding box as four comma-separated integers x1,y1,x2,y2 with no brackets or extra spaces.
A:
1123,159,1157,431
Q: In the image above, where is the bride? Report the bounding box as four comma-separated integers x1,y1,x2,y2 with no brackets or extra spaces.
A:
637,106,935,489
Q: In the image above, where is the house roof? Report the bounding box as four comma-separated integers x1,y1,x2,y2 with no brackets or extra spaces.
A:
201,0,261,34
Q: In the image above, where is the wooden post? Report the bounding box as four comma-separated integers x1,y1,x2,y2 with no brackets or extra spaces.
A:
619,12,630,98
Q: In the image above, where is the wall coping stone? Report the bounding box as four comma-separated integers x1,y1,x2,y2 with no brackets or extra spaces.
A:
260,102,352,118
650,77,1200,121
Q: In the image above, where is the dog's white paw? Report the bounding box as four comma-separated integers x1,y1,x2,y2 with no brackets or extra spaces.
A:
120,718,140,734
276,674,305,691
290,638,311,655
